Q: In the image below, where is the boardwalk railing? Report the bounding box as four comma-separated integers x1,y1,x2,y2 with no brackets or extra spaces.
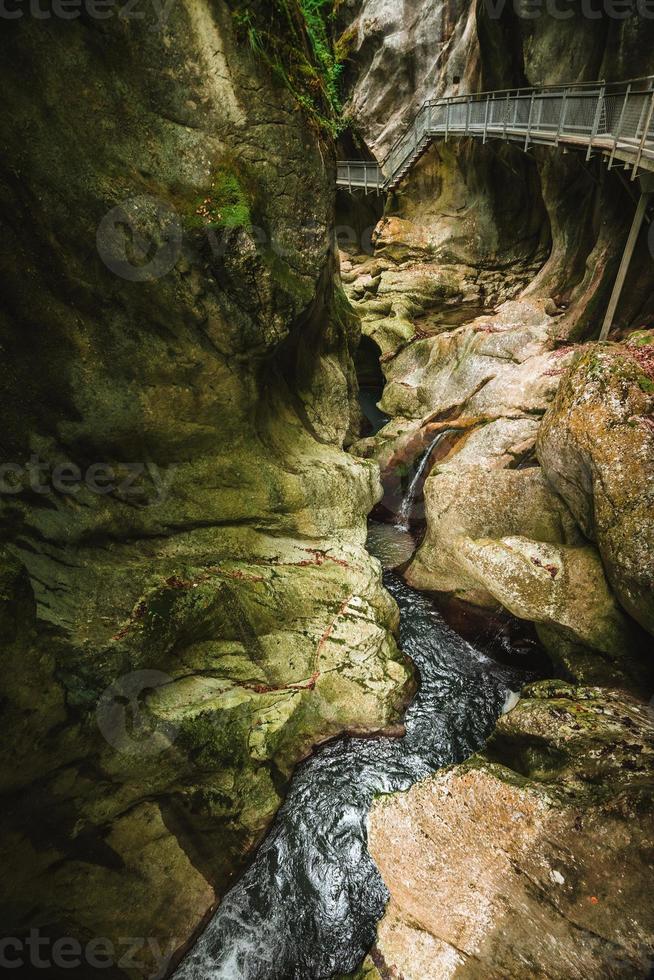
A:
336,160,385,193
337,76,654,192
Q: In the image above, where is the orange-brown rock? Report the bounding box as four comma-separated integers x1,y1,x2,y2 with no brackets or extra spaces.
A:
368,682,654,979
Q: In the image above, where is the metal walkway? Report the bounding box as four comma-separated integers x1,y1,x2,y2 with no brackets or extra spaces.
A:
337,76,654,193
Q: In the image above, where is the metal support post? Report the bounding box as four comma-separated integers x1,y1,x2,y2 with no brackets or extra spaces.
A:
587,85,605,161
525,91,535,150
599,192,652,339
609,83,631,170
555,88,568,146
633,84,654,179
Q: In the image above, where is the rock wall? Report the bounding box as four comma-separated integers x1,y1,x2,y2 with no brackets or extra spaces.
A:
0,4,413,973
338,4,654,977
341,0,654,658
538,340,654,637
347,283,651,683
338,0,654,334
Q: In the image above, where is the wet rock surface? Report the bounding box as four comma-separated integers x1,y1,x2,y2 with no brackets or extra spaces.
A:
172,559,541,980
368,681,654,979
3,0,654,974
344,279,639,675
338,6,654,977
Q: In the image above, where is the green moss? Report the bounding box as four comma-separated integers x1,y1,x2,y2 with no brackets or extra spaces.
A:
333,281,362,349
638,374,654,394
263,246,315,305
178,704,252,768
300,0,343,111
333,22,358,63
228,0,346,137
627,329,654,347
187,170,252,231
335,957,382,980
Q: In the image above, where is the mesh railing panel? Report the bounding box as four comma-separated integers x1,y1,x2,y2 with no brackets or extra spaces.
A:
336,163,383,189
340,79,654,189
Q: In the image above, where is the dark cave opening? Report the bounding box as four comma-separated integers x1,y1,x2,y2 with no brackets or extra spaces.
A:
354,335,388,437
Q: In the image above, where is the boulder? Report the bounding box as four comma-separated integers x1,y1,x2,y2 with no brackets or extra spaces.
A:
538,341,654,636
406,466,640,671
368,682,654,979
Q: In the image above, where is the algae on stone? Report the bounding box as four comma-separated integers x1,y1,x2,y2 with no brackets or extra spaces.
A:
0,2,413,970
538,342,654,637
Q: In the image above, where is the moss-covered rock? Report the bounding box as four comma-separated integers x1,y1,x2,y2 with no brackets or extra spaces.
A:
0,3,413,970
538,342,654,636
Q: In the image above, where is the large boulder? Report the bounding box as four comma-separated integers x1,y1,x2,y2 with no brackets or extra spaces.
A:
406,466,641,675
538,340,654,636
368,682,654,979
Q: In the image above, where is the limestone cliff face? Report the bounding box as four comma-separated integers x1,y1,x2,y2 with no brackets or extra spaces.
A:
339,1,654,333
0,4,413,971
339,0,654,154
342,1,654,658
339,8,654,977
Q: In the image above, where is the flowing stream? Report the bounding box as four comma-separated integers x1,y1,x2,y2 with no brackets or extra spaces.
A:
174,522,543,980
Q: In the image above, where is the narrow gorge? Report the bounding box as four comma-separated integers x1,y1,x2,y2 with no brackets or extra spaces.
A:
1,2,653,978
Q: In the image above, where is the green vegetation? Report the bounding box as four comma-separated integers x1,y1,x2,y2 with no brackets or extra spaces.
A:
188,170,252,230
178,706,251,768
333,22,358,64
300,0,344,112
627,329,654,347
229,0,346,136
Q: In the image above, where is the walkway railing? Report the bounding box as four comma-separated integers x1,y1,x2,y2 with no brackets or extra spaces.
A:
337,76,654,192
336,160,385,193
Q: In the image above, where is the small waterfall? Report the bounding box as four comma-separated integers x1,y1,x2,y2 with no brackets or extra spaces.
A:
395,430,449,531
